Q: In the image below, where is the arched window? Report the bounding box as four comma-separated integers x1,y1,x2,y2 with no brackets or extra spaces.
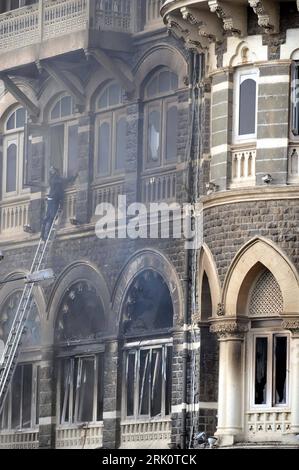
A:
0,291,40,431
144,69,178,169
122,270,173,420
95,82,127,178
48,95,78,179
234,69,258,142
55,281,105,425
3,106,27,196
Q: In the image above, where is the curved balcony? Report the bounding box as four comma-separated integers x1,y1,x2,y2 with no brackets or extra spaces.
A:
161,0,291,51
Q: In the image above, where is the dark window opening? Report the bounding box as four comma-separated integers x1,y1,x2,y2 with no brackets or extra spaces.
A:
201,272,212,321
255,337,268,405
6,143,17,192
292,63,299,136
239,78,257,136
274,336,287,405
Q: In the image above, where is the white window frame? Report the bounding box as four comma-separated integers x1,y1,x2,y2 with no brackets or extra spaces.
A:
2,107,29,199
249,331,290,411
291,61,299,139
233,68,259,144
122,338,173,421
143,95,178,172
56,354,104,427
0,362,39,431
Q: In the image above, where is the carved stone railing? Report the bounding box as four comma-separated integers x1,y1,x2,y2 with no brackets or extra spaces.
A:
0,0,134,53
0,197,30,235
141,170,177,203
92,180,125,215
288,144,299,184
246,411,291,436
121,419,171,449
56,423,103,449
61,189,77,225
231,147,256,188
0,430,39,449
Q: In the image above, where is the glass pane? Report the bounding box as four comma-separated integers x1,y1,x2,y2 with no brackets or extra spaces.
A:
67,124,79,177
6,112,15,130
98,122,110,175
108,83,121,107
171,72,178,90
36,366,40,425
115,117,126,171
16,108,26,128
165,346,172,416
239,78,256,136
61,96,72,117
22,364,32,428
6,143,17,192
11,366,22,429
147,76,158,98
274,337,287,405
166,105,178,161
76,357,95,423
255,337,268,405
51,101,60,121
50,125,64,174
97,355,104,421
159,71,171,93
148,110,160,163
60,359,71,424
98,89,108,109
150,349,162,417
127,353,135,417
139,350,150,415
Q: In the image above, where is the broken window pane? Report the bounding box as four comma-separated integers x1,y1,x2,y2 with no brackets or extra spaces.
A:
274,336,287,405
151,349,162,417
75,357,95,423
139,350,150,415
255,337,268,405
126,352,136,417
239,78,256,136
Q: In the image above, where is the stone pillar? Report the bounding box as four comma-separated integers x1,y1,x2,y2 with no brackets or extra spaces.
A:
170,329,184,448
38,347,56,449
125,99,142,205
102,339,122,449
76,114,94,224
282,319,299,434
210,318,248,447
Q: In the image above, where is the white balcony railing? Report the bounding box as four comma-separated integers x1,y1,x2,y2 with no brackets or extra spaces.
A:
0,197,30,235
56,423,103,449
231,148,256,188
0,0,134,53
0,430,39,449
141,170,176,203
246,411,291,436
121,419,171,449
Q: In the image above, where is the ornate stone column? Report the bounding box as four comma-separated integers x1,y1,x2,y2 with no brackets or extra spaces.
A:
282,318,299,434
210,317,248,447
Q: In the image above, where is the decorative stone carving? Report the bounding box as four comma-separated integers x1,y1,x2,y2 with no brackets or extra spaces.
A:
282,318,299,334
248,0,279,34
210,318,249,338
208,0,245,36
180,6,223,43
165,14,204,51
216,302,225,316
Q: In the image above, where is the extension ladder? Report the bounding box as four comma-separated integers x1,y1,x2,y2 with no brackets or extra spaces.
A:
0,209,61,415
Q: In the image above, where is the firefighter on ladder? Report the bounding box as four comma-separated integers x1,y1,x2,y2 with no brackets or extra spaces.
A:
41,166,78,241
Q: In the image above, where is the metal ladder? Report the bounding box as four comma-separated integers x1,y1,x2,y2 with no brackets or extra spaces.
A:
0,208,61,415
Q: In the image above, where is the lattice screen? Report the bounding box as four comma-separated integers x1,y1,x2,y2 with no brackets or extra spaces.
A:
248,270,283,317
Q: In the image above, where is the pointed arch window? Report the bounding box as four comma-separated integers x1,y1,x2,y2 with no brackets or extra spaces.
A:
95,82,127,178
234,69,258,142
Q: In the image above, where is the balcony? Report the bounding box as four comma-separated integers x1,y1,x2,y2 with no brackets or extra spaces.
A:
0,0,135,73
230,147,256,189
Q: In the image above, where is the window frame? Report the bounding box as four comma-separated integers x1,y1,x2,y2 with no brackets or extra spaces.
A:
0,362,39,432
249,331,290,411
143,95,178,172
56,353,104,427
233,68,259,144
291,61,299,139
122,339,173,421
2,106,28,199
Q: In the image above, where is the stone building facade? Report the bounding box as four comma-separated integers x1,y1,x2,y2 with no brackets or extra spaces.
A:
0,0,299,450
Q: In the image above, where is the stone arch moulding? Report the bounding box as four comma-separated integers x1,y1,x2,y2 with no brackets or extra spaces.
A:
229,40,257,68
291,48,299,61
223,237,299,317
134,44,188,94
46,261,111,343
198,243,221,318
112,249,184,331
0,270,46,342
